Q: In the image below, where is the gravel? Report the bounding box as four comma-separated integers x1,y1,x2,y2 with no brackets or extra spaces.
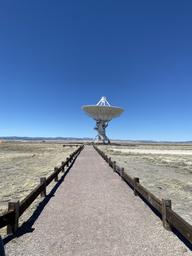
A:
5,146,191,256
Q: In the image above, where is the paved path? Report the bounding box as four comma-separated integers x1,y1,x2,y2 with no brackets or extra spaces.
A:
5,146,191,255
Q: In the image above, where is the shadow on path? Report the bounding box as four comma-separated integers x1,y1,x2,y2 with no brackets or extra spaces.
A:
3,156,77,245
117,168,192,251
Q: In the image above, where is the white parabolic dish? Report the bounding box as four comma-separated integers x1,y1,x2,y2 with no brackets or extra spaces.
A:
82,96,124,143
82,105,124,121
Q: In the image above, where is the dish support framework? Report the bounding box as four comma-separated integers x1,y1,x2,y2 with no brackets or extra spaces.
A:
94,120,110,144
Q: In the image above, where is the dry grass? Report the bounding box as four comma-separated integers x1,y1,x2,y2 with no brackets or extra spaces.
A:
99,144,192,224
0,141,77,236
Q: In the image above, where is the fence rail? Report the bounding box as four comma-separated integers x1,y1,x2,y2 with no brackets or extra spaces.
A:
93,145,192,245
0,145,84,234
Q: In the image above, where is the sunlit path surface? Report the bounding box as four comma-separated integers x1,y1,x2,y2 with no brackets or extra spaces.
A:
5,146,190,256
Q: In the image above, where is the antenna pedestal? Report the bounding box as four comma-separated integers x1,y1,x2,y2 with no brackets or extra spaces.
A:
94,120,110,144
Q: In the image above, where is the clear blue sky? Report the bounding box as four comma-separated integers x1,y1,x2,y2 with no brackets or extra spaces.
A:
0,0,192,141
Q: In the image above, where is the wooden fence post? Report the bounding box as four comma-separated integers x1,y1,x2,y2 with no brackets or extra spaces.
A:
40,177,46,197
162,199,172,230
54,167,59,182
7,200,20,234
120,167,124,179
61,161,65,172
133,177,140,196
0,236,5,256
66,157,69,167
113,161,116,172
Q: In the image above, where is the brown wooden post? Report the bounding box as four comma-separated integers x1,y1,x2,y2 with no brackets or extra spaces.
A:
108,157,111,166
7,200,20,234
162,199,172,230
66,157,69,167
61,161,65,172
54,167,59,182
120,167,124,179
40,177,46,197
0,236,5,256
113,161,116,172
133,177,140,196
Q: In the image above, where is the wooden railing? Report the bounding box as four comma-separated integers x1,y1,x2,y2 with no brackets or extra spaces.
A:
0,145,84,235
93,145,192,245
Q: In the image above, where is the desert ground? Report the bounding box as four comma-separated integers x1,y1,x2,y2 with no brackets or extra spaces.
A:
1,141,192,237
99,143,192,224
0,141,77,236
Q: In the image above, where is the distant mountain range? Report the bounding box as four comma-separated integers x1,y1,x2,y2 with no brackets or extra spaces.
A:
0,136,192,144
0,136,92,141
118,140,192,144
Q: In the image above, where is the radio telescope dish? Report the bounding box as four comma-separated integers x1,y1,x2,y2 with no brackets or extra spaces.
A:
82,96,124,144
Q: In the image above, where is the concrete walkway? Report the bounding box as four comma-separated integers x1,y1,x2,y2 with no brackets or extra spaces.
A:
5,146,190,255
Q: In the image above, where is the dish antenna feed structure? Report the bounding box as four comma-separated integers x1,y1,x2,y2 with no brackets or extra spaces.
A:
82,96,124,144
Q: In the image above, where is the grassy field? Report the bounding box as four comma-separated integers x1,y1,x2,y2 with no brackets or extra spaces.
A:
0,141,77,214
99,143,192,224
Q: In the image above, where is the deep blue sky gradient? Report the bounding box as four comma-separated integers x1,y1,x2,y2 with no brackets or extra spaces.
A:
0,1,192,140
